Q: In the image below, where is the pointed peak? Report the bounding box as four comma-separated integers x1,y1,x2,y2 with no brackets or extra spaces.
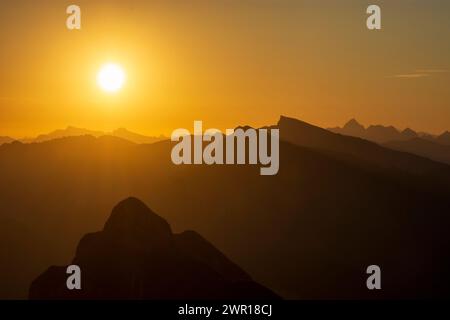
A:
436,131,450,145
343,118,365,130
104,198,173,246
107,197,162,227
438,131,450,138
278,115,296,125
346,118,361,125
402,127,416,133
402,128,417,137
278,115,313,127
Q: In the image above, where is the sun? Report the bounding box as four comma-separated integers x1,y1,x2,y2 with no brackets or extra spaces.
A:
97,63,126,93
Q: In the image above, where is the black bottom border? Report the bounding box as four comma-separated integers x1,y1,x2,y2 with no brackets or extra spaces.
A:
2,300,447,319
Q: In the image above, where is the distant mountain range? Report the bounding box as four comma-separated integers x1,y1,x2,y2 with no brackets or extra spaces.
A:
1,127,165,145
3,120,449,165
328,119,450,144
0,136,15,145
329,119,450,165
1,115,450,299
278,116,450,181
30,198,279,300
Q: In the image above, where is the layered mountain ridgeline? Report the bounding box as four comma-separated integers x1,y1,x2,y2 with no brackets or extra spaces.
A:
1,116,450,299
328,119,445,144
329,119,419,144
29,198,278,300
277,116,450,187
435,131,450,146
329,119,450,165
385,138,450,166
7,126,165,145
0,136,15,145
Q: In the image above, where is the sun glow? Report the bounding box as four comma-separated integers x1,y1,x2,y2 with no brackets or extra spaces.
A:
97,63,126,93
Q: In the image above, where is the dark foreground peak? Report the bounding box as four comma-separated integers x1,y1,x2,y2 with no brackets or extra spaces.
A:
29,198,279,300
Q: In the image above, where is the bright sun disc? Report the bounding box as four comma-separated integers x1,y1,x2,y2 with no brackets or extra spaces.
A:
97,63,126,93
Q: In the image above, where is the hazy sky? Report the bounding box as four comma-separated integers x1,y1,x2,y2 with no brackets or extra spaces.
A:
0,0,449,137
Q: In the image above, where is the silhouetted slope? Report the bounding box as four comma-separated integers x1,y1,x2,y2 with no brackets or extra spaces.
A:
342,119,365,137
436,131,450,146
0,136,15,145
174,231,252,282
20,126,104,143
0,217,45,298
29,198,279,300
385,138,450,165
1,117,450,299
278,116,450,186
112,128,163,144
365,125,403,143
329,119,420,144
329,119,450,164
402,128,418,140
19,127,163,145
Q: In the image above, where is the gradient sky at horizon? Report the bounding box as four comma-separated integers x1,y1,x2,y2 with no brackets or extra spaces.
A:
0,0,449,137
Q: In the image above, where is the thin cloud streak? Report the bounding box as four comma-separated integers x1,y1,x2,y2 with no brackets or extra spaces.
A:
390,74,430,79
390,68,449,79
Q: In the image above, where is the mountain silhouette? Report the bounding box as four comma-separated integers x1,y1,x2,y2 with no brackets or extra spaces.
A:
344,118,365,135
436,131,450,146
366,125,405,143
20,126,105,143
112,128,164,144
29,198,279,300
1,116,450,299
401,128,418,140
327,119,446,144
19,126,164,145
328,120,450,165
384,138,450,165
278,116,450,186
0,136,15,145
329,119,406,143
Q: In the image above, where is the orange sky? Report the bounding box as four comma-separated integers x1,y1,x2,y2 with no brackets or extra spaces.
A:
0,0,449,137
